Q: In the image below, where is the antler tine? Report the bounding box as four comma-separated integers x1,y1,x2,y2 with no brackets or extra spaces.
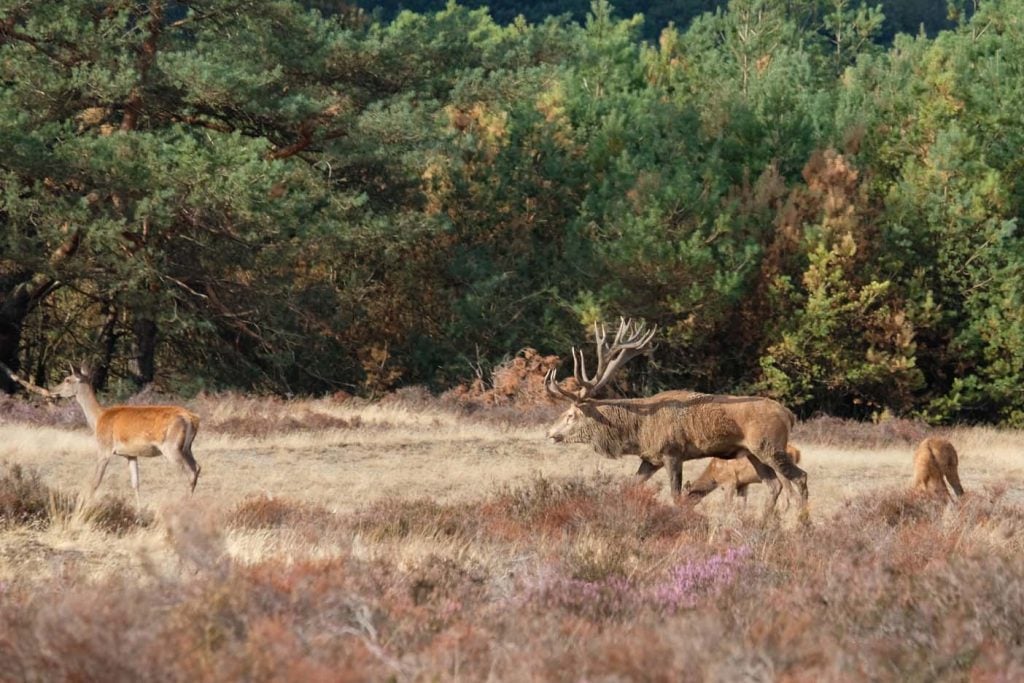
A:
545,368,580,403
565,318,658,400
580,317,658,398
593,321,607,377
569,342,593,397
612,317,655,350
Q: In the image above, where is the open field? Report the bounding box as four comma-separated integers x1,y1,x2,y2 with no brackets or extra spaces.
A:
2,393,1024,680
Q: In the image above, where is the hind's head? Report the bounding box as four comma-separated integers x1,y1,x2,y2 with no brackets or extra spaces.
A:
52,364,91,399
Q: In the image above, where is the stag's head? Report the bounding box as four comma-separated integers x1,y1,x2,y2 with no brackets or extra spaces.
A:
52,364,91,399
544,318,656,444
545,402,594,443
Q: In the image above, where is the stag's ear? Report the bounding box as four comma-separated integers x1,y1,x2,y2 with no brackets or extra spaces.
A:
76,363,93,382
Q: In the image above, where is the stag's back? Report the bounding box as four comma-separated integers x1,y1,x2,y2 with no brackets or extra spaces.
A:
654,391,793,453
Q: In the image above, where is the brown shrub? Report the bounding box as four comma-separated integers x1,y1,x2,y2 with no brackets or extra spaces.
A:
853,487,949,527
88,495,149,534
0,461,52,528
351,497,482,543
228,494,336,531
210,410,361,438
0,462,143,534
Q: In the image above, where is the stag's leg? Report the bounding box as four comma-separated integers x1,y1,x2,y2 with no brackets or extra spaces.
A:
667,454,684,499
746,453,782,519
127,457,142,512
635,459,661,482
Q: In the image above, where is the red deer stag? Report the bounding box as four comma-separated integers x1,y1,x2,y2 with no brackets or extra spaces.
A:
51,365,201,510
545,319,808,518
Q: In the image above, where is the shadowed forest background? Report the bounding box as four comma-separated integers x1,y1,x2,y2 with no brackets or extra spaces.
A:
3,0,1023,424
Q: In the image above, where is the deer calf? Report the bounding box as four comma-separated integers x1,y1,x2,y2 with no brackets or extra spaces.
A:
682,445,802,508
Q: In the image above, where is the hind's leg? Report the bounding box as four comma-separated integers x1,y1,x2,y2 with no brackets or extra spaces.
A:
182,444,200,494
723,481,738,506
160,445,200,495
944,470,964,499
735,484,749,509
89,451,112,500
127,457,142,511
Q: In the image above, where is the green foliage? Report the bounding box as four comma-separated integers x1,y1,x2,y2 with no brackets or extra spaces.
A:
3,0,1024,423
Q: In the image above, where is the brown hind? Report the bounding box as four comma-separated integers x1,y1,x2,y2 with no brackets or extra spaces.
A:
52,365,201,511
911,437,964,501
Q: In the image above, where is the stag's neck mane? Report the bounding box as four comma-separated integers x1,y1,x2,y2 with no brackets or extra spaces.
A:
585,401,644,458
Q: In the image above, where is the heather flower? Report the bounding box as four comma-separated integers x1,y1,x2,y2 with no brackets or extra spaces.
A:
650,546,751,613
522,546,751,619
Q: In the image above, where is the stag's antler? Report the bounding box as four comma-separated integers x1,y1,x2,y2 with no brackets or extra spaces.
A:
545,318,657,402
0,361,54,398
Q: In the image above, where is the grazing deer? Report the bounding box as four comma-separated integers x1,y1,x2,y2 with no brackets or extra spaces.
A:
545,319,808,519
682,444,803,508
51,365,201,510
911,437,964,501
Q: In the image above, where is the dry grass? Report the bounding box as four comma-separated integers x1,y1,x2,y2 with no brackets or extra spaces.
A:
1,393,1024,680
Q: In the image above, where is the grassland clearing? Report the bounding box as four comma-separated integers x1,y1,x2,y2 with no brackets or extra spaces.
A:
1,393,1022,680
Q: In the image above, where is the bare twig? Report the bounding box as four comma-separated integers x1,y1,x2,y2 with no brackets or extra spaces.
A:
0,361,54,398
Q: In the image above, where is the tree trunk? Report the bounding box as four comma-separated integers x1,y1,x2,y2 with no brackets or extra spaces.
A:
131,317,158,388
0,279,59,393
0,230,79,393
91,305,119,391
